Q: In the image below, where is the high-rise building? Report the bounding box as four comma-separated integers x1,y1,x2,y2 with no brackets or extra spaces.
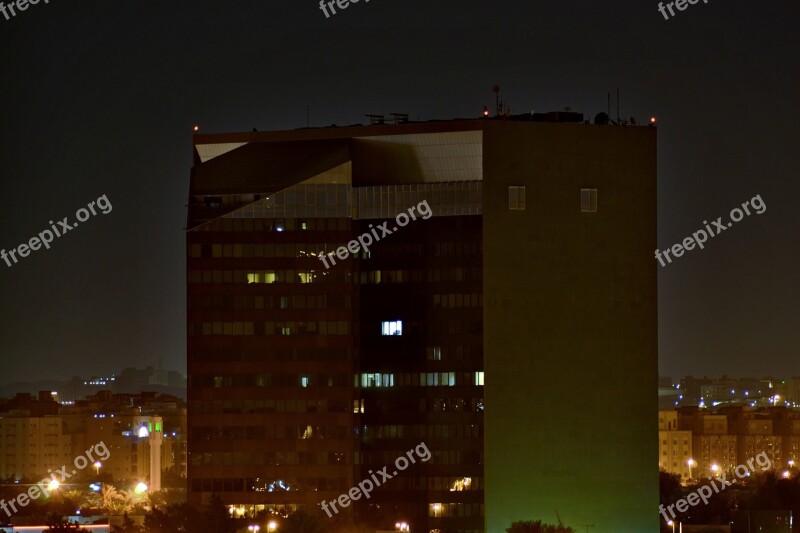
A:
186,114,657,532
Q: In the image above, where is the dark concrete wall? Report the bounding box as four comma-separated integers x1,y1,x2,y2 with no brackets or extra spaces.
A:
482,121,658,532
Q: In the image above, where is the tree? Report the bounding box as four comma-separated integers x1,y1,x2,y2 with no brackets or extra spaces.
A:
506,519,576,533
659,469,683,508
203,494,238,533
283,508,326,533
143,507,173,533
160,465,186,489
112,512,142,533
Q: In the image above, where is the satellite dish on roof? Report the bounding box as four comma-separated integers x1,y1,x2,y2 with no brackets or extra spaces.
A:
594,112,610,125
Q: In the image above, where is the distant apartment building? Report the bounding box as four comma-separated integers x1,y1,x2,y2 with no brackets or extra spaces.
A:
658,410,692,478
664,406,798,478
678,410,738,474
0,390,185,489
724,408,783,467
187,114,658,532
774,410,800,466
76,413,164,490
0,392,68,480
0,415,70,480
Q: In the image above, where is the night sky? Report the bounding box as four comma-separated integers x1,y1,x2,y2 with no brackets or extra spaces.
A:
0,1,797,384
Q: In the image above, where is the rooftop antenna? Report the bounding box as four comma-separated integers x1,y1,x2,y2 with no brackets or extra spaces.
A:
493,84,501,116
306,105,310,128
616,87,620,124
578,524,595,533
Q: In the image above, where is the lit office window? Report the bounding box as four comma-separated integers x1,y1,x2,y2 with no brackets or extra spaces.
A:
360,373,395,388
508,186,526,210
381,320,403,336
427,346,442,360
475,371,485,386
580,188,598,212
247,271,276,284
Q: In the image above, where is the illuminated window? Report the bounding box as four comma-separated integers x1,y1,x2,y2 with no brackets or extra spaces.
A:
360,373,395,388
300,376,309,388
475,371,484,386
508,186,526,210
580,188,598,212
381,320,403,336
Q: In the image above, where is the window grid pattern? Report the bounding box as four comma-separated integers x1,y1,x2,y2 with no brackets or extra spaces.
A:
226,184,352,219
354,181,482,219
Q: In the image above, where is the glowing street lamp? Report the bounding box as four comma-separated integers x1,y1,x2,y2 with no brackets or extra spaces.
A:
395,522,409,532
710,464,720,476
687,458,697,479
134,482,148,494
47,479,60,491
248,526,260,532
94,461,102,476
267,521,278,532
667,520,675,533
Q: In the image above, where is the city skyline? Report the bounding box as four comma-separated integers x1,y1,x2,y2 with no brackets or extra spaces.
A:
0,1,798,383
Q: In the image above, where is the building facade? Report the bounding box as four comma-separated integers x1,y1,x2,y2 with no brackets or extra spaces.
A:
187,116,658,532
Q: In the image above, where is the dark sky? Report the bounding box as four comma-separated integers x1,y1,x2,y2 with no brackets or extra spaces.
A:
0,1,797,384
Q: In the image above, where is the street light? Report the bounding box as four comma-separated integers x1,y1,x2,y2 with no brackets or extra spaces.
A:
667,520,675,533
267,521,277,532
134,482,148,494
248,526,260,532
48,479,60,491
395,522,409,532
687,458,697,480
710,464,720,476
94,462,102,476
